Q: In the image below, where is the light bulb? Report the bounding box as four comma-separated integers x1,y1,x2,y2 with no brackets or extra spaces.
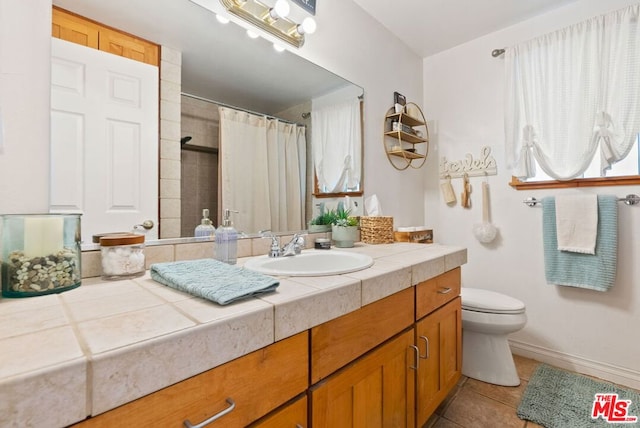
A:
247,29,259,39
216,14,230,24
298,17,317,35
273,43,285,52
270,0,290,19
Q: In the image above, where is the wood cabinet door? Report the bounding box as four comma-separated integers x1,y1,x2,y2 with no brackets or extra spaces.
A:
310,329,415,428
250,394,307,428
98,27,159,66
52,6,159,67
415,297,462,426
52,7,99,48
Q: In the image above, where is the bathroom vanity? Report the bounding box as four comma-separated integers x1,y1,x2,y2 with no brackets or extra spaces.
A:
0,242,465,427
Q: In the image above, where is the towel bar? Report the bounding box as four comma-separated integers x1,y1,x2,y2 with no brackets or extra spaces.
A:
523,194,640,207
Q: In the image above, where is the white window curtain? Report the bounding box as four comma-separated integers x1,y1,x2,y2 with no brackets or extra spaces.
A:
219,106,306,233
311,98,362,192
505,4,640,180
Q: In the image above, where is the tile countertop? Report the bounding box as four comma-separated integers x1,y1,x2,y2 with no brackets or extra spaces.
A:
0,242,466,428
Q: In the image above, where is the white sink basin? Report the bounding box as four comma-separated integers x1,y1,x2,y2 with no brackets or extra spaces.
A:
243,250,374,277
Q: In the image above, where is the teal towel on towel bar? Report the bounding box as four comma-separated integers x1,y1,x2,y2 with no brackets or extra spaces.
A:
542,195,618,291
150,259,279,305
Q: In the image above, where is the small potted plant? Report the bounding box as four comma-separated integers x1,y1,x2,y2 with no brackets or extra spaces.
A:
331,207,359,248
308,210,336,233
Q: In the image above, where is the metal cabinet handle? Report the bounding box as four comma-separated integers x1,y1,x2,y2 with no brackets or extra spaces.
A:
409,345,420,370
184,398,236,428
437,287,452,294
296,425,304,428
419,335,430,359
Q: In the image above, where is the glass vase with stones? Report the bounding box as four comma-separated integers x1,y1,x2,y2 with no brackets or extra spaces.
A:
1,214,82,298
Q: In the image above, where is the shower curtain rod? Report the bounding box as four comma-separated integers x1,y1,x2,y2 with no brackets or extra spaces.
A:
491,48,505,57
523,194,640,207
180,92,305,126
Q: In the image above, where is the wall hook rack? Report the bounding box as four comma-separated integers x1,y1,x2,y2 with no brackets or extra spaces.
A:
439,146,497,179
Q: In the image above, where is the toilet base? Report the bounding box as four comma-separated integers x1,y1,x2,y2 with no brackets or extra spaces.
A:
462,330,520,386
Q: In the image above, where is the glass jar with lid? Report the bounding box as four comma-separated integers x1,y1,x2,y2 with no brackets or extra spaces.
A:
99,233,146,279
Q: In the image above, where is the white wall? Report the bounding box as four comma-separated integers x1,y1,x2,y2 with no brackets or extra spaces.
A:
0,0,51,214
424,0,640,388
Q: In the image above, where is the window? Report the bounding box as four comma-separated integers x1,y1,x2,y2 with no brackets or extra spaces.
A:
510,135,640,190
505,4,640,189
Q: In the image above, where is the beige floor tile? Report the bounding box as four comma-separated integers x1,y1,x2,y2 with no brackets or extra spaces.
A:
513,355,540,381
464,377,528,409
443,387,526,428
435,377,468,415
422,413,440,428
433,417,465,427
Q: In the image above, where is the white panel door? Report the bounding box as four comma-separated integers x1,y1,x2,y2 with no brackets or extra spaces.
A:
51,38,159,241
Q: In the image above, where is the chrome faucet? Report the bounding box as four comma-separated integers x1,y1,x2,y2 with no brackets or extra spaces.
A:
260,230,307,257
281,232,307,257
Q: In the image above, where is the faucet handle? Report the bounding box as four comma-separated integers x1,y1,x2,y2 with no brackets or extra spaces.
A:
293,233,306,254
259,230,280,257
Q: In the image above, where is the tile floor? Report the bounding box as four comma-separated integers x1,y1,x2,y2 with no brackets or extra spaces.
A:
424,355,545,428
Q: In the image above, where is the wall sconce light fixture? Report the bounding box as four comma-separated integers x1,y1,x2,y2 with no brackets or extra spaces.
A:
219,0,316,48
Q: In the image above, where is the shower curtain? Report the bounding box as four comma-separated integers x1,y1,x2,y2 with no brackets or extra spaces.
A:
219,106,306,234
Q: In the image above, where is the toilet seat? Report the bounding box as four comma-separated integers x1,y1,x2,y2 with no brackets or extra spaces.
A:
461,288,525,315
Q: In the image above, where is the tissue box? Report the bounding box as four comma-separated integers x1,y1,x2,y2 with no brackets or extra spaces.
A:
360,216,394,244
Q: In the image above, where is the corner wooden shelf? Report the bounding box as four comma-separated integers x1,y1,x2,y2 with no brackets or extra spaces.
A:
383,102,429,170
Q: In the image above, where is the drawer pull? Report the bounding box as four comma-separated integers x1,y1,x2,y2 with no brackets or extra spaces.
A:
183,398,236,428
296,425,305,428
437,287,452,294
419,335,430,359
409,345,420,370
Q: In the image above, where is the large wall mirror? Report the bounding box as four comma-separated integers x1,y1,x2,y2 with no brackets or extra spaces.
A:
51,0,363,241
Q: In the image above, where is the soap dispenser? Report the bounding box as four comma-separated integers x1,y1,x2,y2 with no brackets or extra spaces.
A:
215,209,238,264
195,208,215,240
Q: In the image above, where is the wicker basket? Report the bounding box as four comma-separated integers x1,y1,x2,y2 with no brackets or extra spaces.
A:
360,216,394,244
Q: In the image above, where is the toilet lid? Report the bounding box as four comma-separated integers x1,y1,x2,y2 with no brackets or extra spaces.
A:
461,288,525,314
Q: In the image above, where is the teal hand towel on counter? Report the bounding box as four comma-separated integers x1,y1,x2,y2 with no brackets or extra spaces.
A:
542,195,618,291
150,259,279,305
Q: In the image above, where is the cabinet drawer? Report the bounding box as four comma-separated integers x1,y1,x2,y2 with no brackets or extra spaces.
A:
311,287,414,383
74,332,308,428
416,268,461,319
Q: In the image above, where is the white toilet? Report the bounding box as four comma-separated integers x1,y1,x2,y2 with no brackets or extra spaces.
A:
461,287,527,386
